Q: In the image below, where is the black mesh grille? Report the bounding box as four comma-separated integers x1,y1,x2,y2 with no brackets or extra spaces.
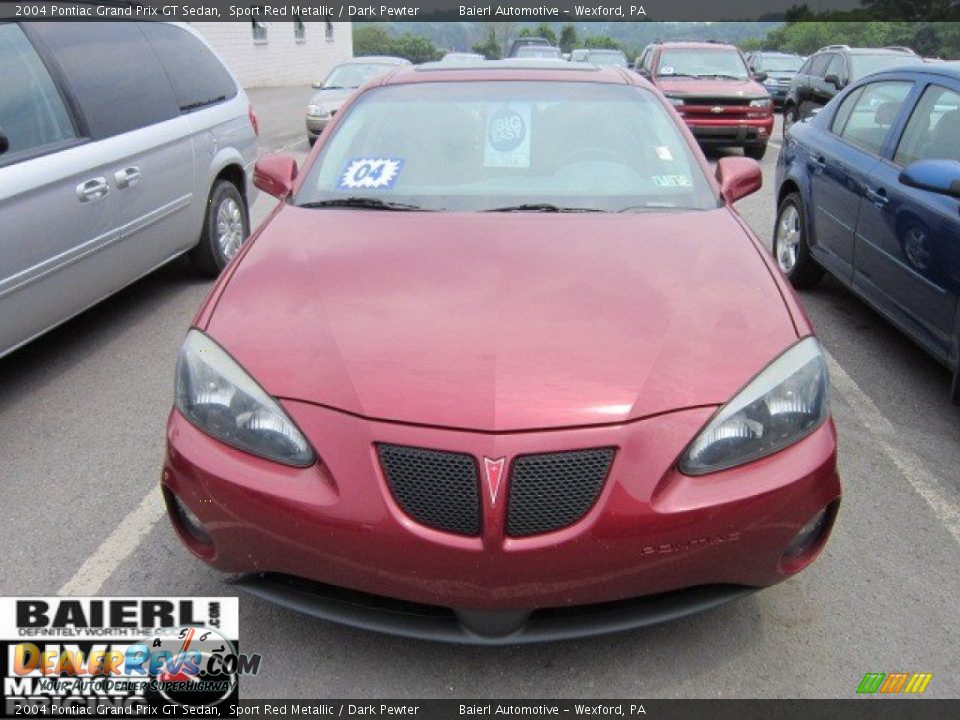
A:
377,444,480,536
506,448,615,537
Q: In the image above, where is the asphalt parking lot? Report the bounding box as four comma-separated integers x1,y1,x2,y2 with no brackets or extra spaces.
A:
1,85,958,698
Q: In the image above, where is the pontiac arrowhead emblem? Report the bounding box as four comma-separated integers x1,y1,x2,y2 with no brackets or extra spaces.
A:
483,457,506,505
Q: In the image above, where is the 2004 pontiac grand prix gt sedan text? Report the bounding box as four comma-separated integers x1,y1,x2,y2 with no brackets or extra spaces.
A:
162,61,841,643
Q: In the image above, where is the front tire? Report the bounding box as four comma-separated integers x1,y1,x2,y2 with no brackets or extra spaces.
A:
744,143,767,161
773,193,824,289
188,180,249,278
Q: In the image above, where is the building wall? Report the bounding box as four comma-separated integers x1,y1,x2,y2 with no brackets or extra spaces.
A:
190,22,353,88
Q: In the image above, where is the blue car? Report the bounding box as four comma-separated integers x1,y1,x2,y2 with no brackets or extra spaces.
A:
775,64,960,403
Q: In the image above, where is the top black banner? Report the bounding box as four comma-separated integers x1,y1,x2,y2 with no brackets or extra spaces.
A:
2,0,959,22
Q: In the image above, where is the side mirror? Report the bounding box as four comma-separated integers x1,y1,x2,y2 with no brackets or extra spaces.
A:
0,126,8,155
824,73,843,88
753,71,768,82
716,156,762,204
637,67,650,78
253,153,298,198
312,82,322,89
899,159,960,199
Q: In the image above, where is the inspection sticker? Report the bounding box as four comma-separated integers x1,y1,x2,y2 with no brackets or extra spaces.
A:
484,105,532,168
655,146,674,161
337,157,404,190
652,174,692,188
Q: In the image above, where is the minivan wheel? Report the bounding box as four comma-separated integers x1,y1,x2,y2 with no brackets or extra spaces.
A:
783,105,797,137
773,193,824,289
189,180,249,277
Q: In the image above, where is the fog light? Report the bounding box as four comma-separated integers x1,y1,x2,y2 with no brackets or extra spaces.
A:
783,507,830,560
172,493,212,546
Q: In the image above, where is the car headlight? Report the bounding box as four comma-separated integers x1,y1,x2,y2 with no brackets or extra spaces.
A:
679,337,829,475
749,98,773,109
665,96,685,107
307,104,329,117
175,330,315,467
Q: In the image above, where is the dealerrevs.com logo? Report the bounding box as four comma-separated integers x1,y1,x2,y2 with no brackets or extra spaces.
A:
0,597,260,716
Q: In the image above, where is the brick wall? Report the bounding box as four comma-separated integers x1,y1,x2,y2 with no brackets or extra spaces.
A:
190,22,353,88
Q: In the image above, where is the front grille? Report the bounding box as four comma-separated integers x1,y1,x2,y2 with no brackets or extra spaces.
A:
377,444,480,536
507,448,615,537
682,96,751,106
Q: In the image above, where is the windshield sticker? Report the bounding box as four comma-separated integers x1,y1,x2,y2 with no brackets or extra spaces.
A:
655,146,674,161
337,158,404,190
484,105,532,168
652,174,692,188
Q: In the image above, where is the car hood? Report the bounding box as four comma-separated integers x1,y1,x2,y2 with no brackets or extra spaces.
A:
657,77,768,99
206,208,798,432
307,87,352,111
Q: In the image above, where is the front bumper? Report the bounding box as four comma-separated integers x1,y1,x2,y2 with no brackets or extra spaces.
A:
163,402,840,638
683,115,775,146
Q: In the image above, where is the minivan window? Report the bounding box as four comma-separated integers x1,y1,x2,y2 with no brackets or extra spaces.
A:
141,24,237,111
0,24,76,161
28,22,179,139
296,81,717,213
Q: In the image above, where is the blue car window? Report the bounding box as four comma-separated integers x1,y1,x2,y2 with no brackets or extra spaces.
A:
834,80,913,156
894,85,960,166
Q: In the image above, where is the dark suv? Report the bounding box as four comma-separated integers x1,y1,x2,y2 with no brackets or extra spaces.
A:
782,45,923,134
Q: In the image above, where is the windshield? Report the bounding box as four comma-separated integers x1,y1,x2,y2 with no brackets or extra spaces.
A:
758,55,803,72
294,81,717,213
442,53,484,63
656,49,750,80
587,51,628,67
323,63,395,89
850,53,923,79
516,46,562,59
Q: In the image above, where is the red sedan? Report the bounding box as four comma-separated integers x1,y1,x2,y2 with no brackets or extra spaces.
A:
163,61,840,643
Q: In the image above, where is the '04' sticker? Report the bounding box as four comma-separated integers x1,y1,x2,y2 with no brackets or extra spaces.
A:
337,157,404,190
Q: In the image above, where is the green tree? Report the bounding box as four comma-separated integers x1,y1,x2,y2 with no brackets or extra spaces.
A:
389,32,442,64
559,24,578,53
352,25,393,57
472,26,502,60
579,35,620,50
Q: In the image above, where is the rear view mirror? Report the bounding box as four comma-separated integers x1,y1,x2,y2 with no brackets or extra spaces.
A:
899,159,960,199
253,153,299,199
0,126,8,155
716,156,763,204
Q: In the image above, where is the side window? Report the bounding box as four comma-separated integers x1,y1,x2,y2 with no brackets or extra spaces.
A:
825,54,845,81
798,57,813,75
0,24,76,162
831,86,864,134
895,84,960,165
29,22,179,139
809,54,831,78
835,81,913,156
141,24,237,111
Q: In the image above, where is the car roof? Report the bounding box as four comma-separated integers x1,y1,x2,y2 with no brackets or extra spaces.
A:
654,42,739,50
869,63,960,81
754,51,801,56
386,59,634,85
345,56,410,65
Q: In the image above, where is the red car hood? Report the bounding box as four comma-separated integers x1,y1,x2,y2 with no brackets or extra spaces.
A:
656,77,767,99
206,207,797,432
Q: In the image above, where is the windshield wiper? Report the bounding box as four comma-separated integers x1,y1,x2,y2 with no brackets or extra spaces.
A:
483,203,603,213
180,95,227,112
299,197,426,211
697,74,746,80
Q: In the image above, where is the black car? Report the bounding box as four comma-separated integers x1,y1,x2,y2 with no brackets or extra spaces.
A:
782,45,923,135
746,51,804,106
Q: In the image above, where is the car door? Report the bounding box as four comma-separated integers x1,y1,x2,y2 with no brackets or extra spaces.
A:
799,54,831,119
853,81,960,358
0,23,117,357
28,22,196,280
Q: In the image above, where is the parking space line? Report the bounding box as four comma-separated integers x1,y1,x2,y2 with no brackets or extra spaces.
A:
825,351,960,546
58,485,165,596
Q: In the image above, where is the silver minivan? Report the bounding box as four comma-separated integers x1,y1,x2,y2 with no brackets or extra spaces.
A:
0,21,258,359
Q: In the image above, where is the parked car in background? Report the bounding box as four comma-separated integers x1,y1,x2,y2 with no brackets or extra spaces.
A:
305,56,410,145
440,52,485,64
570,48,628,68
165,60,840,643
634,41,774,159
513,44,563,60
775,64,960,402
507,37,552,57
782,45,923,134
746,51,804,106
0,21,258,360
